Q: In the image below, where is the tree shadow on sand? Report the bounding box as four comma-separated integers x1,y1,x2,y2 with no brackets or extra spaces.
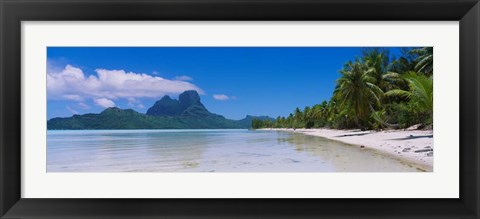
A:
335,132,371,137
389,135,433,140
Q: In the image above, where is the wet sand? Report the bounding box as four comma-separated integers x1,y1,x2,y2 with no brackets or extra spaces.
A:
262,128,433,171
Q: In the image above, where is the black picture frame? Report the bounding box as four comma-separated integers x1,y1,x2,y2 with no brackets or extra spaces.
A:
1,0,479,218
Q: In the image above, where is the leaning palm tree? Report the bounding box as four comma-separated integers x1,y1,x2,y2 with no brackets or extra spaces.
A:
410,47,433,76
335,61,384,129
385,71,433,118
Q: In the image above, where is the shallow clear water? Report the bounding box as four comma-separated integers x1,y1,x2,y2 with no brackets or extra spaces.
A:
47,129,421,172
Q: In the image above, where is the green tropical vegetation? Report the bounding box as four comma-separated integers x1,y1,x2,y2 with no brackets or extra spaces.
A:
252,47,433,130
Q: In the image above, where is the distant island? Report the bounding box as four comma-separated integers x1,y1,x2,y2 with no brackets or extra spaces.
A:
47,90,273,130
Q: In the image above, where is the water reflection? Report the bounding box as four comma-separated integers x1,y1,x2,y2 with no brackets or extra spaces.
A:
47,129,420,172
283,132,417,172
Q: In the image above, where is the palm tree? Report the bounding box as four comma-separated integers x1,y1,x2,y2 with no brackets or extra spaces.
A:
325,99,338,127
381,71,409,93
385,72,433,118
293,107,302,121
303,106,311,120
362,48,390,90
310,101,328,127
335,61,384,129
410,47,433,75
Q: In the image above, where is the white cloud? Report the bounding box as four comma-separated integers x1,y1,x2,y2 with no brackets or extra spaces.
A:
175,75,193,81
213,94,230,101
63,94,84,101
47,65,204,102
94,98,115,108
127,97,145,109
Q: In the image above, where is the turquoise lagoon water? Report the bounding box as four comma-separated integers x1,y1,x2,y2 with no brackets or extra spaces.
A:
47,129,420,172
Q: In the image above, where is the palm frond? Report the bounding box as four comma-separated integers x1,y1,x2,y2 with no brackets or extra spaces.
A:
385,89,412,98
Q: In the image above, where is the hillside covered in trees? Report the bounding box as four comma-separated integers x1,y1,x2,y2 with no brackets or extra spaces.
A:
48,90,273,129
253,47,433,130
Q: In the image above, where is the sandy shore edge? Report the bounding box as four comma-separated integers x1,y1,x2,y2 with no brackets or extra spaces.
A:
260,128,433,171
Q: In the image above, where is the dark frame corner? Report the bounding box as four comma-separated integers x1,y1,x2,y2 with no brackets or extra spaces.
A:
1,0,479,218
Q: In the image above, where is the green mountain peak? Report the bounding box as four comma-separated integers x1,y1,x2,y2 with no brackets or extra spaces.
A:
48,90,274,130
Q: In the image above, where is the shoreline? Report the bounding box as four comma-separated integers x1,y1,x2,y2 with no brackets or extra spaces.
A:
261,128,433,171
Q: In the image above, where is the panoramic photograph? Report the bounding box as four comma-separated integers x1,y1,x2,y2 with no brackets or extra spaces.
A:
47,47,433,172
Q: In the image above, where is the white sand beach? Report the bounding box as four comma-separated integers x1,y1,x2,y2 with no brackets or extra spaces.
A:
263,128,433,171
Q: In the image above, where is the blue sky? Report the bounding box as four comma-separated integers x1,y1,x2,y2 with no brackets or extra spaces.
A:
47,47,402,120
